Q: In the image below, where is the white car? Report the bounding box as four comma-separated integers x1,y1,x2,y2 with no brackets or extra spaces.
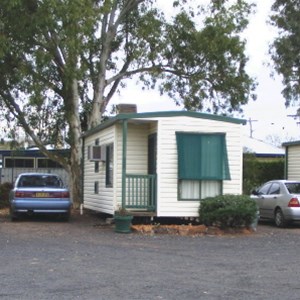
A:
251,180,300,227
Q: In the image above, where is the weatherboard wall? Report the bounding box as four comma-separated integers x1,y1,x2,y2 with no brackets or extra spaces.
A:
83,112,244,217
83,122,152,214
83,125,116,214
155,116,243,217
285,144,300,180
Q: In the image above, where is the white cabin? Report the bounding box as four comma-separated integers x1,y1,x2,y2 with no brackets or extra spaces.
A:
82,111,246,217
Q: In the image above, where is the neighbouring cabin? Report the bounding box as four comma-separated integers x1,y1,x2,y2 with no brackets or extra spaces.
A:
242,137,285,194
282,141,300,180
243,136,285,160
0,149,69,186
82,110,246,218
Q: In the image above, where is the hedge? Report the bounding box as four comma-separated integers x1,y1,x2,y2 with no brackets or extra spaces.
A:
243,153,284,194
0,182,13,208
199,194,258,229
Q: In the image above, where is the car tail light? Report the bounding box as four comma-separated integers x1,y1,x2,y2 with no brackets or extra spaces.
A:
59,191,70,198
15,191,36,198
288,197,300,207
49,191,70,198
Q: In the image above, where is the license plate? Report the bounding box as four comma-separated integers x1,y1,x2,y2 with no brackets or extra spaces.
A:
35,192,49,198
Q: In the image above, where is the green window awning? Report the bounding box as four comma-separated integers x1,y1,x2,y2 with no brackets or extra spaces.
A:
176,132,231,180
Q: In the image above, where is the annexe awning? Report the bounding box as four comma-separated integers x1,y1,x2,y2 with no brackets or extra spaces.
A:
176,132,231,180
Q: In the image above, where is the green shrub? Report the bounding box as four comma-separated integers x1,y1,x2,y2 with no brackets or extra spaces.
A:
199,194,258,229
243,154,284,194
0,182,13,208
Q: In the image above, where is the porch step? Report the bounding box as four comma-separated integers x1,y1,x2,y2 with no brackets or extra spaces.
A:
127,211,156,217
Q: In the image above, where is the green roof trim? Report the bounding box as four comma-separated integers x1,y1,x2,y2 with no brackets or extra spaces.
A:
83,111,246,138
282,140,300,147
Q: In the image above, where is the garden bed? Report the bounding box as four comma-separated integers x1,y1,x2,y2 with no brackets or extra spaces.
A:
131,223,255,236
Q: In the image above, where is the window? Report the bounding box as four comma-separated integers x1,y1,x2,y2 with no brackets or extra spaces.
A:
257,183,272,195
93,140,101,173
176,132,230,180
269,183,280,195
37,158,63,168
94,181,99,194
179,180,221,200
286,182,300,194
176,132,230,200
94,161,99,173
106,143,113,187
18,174,63,188
5,158,34,168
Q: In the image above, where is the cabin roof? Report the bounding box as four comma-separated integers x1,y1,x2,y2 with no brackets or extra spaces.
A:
83,111,246,138
243,136,285,157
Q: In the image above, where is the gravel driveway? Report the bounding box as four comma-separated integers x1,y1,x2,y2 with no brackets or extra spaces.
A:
1,209,300,300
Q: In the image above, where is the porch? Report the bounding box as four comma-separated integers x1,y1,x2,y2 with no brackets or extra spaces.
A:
124,174,156,216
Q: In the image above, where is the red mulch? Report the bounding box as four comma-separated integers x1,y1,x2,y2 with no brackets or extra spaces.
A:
131,224,255,236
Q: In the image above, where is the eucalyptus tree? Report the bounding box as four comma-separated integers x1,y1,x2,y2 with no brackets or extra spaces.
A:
0,0,255,207
269,0,300,106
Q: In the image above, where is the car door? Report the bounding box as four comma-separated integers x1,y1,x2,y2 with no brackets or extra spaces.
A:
260,182,281,219
254,182,272,218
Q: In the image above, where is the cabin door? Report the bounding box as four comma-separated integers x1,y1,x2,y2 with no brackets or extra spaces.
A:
148,134,157,175
148,134,157,209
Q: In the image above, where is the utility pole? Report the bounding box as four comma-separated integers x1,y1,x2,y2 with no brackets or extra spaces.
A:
248,118,258,138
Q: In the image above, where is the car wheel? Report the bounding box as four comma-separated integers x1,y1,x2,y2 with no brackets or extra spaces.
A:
10,210,18,222
274,208,286,228
62,211,71,222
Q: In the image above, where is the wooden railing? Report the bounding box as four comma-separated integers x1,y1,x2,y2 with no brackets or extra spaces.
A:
125,174,156,211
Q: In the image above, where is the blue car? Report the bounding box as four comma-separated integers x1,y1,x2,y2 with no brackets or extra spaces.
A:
9,173,72,221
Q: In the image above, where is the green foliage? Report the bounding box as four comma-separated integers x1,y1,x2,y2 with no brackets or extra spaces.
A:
243,153,284,194
115,206,132,216
0,182,13,208
199,194,258,229
159,1,256,113
0,1,256,131
0,0,256,206
270,0,300,105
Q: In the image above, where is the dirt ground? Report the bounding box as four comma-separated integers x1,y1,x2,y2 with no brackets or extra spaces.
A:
3,207,300,299
0,207,256,236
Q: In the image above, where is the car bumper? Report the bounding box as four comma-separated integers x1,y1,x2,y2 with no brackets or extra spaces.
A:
283,207,300,221
11,199,72,214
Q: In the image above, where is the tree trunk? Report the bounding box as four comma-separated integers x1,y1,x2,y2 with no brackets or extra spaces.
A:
66,79,83,209
67,153,82,209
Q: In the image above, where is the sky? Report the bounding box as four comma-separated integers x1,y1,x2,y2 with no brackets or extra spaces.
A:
111,0,300,143
2,1,298,144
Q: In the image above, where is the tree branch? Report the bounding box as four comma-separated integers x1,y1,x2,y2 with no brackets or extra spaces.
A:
0,91,69,168
103,56,133,111
106,64,188,86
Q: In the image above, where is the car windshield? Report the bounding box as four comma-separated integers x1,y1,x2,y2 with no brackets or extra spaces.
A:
18,175,63,188
285,182,300,194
